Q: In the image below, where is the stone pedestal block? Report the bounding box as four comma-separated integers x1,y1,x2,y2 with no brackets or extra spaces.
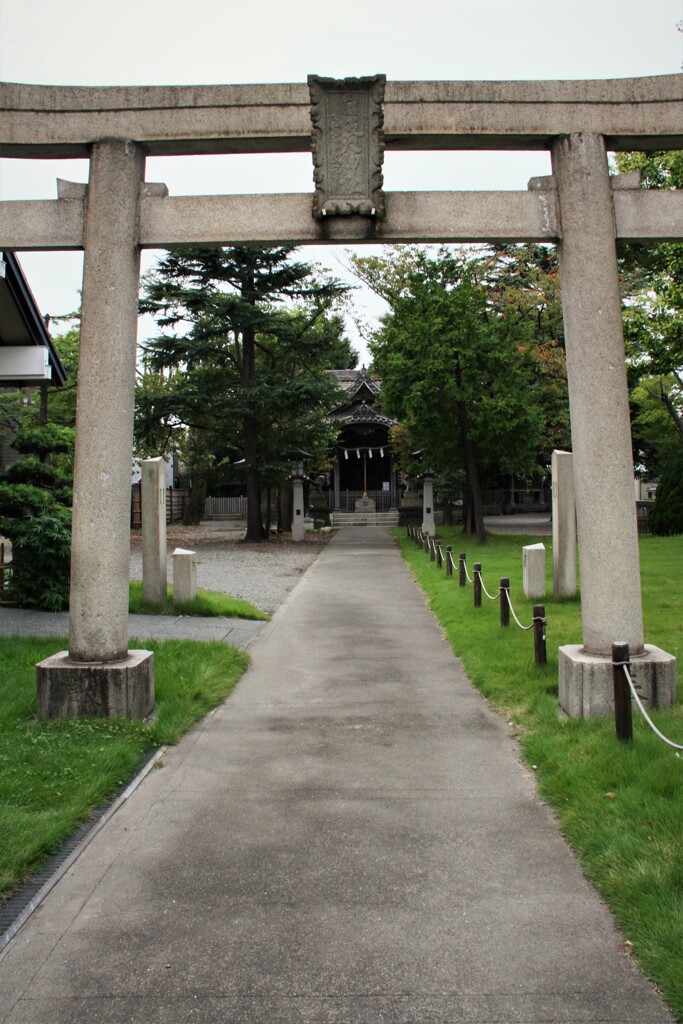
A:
523,543,546,598
355,495,376,512
558,644,676,718
36,650,154,720
173,547,197,604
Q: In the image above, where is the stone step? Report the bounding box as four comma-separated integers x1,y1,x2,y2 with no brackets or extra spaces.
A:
330,511,400,527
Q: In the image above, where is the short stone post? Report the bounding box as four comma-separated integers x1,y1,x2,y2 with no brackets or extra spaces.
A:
292,475,305,542
422,472,436,536
142,457,167,605
551,449,577,599
36,139,154,720
523,543,546,599
173,548,197,604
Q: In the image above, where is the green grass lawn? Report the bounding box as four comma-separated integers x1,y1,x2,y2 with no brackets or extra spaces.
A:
0,636,249,901
128,580,268,620
398,528,683,1021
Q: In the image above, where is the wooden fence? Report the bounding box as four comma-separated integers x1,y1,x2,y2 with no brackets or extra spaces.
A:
203,496,249,520
130,484,191,528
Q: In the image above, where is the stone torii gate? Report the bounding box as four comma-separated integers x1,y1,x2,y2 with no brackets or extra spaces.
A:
1,73,682,718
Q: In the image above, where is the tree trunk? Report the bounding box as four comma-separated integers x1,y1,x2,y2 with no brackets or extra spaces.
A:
183,473,207,525
244,420,263,541
658,383,683,443
464,444,486,544
279,480,293,534
265,486,272,537
456,401,486,544
241,293,265,542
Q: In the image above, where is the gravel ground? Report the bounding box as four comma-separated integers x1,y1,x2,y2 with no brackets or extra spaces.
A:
130,521,330,614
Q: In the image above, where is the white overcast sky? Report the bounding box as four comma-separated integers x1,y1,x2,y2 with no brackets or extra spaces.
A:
0,0,681,362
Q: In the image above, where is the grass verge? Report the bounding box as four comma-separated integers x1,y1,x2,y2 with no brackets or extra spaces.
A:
0,635,249,901
128,580,268,620
398,528,683,1022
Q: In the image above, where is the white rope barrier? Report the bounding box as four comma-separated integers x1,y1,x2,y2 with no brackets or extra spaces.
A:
506,592,535,631
461,558,474,584
622,664,683,751
475,569,500,602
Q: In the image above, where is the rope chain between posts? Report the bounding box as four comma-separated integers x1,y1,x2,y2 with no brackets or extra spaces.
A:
506,592,536,631
461,557,474,584
448,550,456,572
448,544,544,630
621,663,683,751
475,568,500,601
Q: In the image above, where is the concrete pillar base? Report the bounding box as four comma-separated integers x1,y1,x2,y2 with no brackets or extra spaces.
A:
36,650,154,720
558,644,676,718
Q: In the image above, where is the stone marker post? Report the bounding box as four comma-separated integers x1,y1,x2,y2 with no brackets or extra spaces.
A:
173,548,197,604
422,472,436,536
523,543,546,599
142,457,167,604
36,140,154,719
292,475,305,542
552,133,674,715
551,450,577,599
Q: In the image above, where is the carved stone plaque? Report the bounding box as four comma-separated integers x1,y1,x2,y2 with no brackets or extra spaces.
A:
308,74,386,219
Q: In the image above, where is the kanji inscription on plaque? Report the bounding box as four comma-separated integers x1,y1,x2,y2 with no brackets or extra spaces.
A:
308,74,386,219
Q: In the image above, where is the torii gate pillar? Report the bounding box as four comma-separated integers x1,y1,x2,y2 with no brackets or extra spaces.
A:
37,140,154,719
552,133,675,716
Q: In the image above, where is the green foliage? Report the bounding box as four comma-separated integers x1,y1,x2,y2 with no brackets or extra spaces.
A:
137,246,351,538
614,153,683,478
648,449,683,535
353,246,549,540
10,510,72,611
11,423,74,459
0,635,249,897
399,529,683,1019
0,424,74,611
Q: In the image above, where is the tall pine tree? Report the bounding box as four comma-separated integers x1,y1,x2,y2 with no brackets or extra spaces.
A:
138,246,349,540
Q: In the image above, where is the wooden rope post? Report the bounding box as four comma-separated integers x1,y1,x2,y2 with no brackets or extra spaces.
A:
612,641,633,742
473,562,482,607
500,577,510,627
533,604,547,667
436,544,443,569
459,552,467,588
446,545,453,577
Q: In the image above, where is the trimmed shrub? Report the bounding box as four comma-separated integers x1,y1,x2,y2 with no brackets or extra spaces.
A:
648,448,683,536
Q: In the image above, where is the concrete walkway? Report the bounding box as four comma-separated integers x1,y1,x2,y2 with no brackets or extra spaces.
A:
0,527,672,1023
